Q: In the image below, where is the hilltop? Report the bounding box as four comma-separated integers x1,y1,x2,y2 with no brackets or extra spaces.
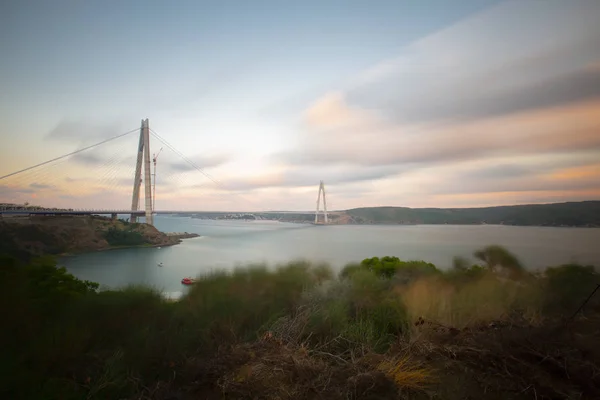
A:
344,201,600,227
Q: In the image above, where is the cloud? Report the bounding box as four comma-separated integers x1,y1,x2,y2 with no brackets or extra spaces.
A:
435,175,600,196
29,183,55,190
279,0,600,181
45,120,133,143
0,184,34,196
70,152,107,166
345,0,600,124
291,97,600,167
459,153,600,181
373,64,600,124
161,154,230,174
217,163,401,192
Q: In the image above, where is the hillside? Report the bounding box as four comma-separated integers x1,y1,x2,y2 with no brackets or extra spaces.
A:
345,201,600,227
0,215,184,260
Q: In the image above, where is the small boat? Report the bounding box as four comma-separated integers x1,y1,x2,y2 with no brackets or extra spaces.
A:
157,247,162,249
181,277,196,285
157,262,164,267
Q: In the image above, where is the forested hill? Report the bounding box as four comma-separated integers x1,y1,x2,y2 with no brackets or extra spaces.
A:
345,201,600,227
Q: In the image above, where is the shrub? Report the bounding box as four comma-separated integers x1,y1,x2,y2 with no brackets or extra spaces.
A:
544,264,600,313
181,262,326,347
341,256,439,283
339,262,362,279
474,245,524,277
103,227,146,246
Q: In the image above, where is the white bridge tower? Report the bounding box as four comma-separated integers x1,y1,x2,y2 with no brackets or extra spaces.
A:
130,118,154,225
315,180,328,224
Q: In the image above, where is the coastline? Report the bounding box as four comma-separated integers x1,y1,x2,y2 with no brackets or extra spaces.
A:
58,233,201,257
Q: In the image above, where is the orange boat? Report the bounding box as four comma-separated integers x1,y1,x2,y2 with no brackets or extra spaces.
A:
181,277,196,285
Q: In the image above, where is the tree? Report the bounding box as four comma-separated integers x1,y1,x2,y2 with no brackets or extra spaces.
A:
474,245,524,278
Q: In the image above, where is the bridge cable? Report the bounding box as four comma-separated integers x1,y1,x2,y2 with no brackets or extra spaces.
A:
0,127,140,181
149,129,265,211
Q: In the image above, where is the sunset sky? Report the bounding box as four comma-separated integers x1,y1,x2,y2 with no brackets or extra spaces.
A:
1,0,599,211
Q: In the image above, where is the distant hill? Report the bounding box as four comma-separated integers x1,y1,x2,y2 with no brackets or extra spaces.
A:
345,201,600,227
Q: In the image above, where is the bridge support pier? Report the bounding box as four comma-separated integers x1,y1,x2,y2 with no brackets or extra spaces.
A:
315,180,328,224
130,119,154,225
111,213,117,221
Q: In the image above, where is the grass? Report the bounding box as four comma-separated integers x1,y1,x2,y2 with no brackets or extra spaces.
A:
399,273,545,328
377,356,433,390
1,246,599,399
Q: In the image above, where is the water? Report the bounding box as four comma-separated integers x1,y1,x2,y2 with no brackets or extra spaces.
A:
60,216,600,297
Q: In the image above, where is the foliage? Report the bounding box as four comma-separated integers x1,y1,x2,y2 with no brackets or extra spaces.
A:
0,255,98,306
444,256,487,283
103,226,147,246
474,245,524,276
543,263,600,313
2,245,599,399
298,270,409,352
340,256,439,283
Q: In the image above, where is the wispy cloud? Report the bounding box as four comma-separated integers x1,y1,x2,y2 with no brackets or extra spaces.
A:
258,0,600,207
288,97,600,167
212,163,401,192
29,182,55,190
45,120,134,143
161,154,230,174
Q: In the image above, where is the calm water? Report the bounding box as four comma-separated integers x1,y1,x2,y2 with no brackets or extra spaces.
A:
60,216,600,297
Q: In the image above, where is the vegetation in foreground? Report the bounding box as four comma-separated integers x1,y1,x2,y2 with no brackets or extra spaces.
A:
1,246,600,399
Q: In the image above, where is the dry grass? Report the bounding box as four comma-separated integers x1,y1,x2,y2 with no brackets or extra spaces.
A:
377,356,433,390
174,338,403,400
403,315,600,400
399,273,545,329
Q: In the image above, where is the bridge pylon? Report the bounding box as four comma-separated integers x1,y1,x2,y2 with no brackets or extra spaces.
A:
130,118,154,225
315,180,328,224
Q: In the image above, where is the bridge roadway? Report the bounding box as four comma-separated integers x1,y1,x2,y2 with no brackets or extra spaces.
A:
0,208,318,216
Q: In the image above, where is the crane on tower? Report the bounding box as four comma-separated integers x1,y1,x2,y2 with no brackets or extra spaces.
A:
152,148,163,213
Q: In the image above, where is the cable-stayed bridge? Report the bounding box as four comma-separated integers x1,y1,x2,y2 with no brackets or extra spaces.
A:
0,119,330,225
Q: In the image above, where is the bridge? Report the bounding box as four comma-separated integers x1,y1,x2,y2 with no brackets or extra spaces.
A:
0,119,329,225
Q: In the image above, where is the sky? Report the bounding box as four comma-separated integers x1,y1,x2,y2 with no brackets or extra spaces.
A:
1,0,599,211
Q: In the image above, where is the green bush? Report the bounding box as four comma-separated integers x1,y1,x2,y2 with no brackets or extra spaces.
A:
474,245,524,276
299,269,409,352
340,256,439,283
544,264,600,313
445,257,487,283
103,227,146,246
181,262,325,347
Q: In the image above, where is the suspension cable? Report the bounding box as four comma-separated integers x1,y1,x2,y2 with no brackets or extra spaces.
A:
0,127,139,181
149,128,264,210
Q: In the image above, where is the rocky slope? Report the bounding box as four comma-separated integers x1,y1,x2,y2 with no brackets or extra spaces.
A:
0,215,182,260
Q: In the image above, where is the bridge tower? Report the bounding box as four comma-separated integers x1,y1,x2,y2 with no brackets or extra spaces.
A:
315,180,328,224
130,118,154,225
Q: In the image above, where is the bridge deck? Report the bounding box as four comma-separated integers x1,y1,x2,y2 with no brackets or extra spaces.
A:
0,209,321,216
